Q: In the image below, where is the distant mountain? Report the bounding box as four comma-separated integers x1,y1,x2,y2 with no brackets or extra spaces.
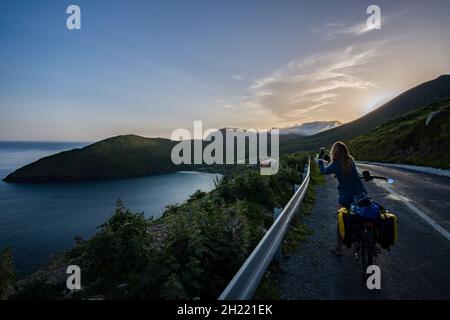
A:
279,121,342,136
6,75,450,182
2,129,266,182
349,95,450,169
3,135,179,182
280,75,450,152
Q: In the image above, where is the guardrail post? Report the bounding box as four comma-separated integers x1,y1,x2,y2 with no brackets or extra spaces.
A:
294,184,300,192
273,207,283,262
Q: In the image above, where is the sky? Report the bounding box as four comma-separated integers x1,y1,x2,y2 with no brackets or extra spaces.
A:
0,0,449,141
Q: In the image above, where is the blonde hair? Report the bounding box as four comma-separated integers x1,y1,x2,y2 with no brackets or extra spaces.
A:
330,141,354,177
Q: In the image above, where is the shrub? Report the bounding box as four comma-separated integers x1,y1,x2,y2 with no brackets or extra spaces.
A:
0,247,16,299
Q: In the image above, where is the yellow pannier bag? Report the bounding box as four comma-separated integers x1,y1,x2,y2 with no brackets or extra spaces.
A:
383,211,398,242
337,207,348,240
376,210,399,249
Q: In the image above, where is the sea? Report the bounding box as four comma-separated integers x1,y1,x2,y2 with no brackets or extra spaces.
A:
0,141,219,276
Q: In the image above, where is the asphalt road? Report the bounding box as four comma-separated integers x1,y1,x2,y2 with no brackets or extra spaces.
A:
279,163,450,300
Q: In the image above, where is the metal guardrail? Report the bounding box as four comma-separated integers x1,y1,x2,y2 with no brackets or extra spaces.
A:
218,158,311,300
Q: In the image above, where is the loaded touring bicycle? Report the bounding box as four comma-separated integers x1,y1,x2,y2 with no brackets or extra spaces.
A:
337,171,399,272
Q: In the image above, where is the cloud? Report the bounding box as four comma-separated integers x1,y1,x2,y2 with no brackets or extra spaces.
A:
232,74,245,80
241,40,395,122
222,104,235,109
314,8,410,40
322,21,370,40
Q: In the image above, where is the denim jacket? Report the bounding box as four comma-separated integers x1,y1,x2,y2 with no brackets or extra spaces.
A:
318,159,367,207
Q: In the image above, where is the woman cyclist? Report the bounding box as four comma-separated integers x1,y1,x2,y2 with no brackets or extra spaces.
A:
318,141,367,256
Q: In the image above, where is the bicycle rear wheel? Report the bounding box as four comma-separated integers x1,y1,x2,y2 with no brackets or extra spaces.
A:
367,227,375,266
361,246,368,272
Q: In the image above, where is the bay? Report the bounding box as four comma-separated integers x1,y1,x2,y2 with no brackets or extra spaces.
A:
0,141,219,275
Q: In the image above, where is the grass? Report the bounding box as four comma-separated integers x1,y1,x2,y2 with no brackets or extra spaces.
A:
348,96,450,169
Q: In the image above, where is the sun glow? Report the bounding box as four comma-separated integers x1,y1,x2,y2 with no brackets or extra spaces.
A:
363,92,398,114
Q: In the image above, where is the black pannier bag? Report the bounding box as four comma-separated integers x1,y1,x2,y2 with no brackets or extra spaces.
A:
338,208,363,248
376,209,399,250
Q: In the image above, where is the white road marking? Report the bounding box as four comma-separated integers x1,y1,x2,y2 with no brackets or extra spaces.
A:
357,161,450,178
377,181,450,242
358,163,450,241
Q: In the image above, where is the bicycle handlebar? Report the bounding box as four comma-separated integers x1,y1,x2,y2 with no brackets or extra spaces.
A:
359,175,388,181
360,170,394,184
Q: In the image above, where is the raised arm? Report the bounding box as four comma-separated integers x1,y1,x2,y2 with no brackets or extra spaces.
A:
318,159,337,175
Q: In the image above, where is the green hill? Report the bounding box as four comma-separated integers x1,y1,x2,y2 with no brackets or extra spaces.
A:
3,135,179,182
5,76,450,182
348,96,450,169
280,75,450,153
